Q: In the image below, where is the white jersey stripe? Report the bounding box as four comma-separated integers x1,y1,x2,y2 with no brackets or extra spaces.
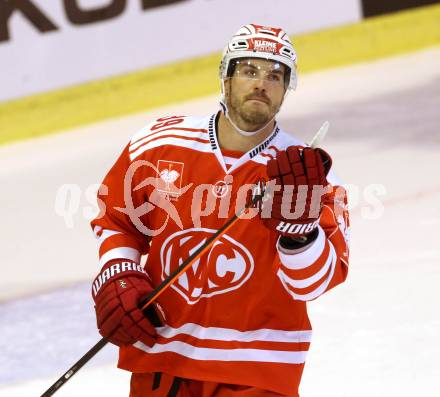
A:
97,229,122,249
156,323,312,343
98,247,140,268
134,340,308,364
277,226,326,270
130,137,211,161
279,242,337,301
278,243,332,289
130,129,208,152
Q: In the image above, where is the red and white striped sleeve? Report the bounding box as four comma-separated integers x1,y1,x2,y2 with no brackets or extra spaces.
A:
275,185,350,301
91,143,151,269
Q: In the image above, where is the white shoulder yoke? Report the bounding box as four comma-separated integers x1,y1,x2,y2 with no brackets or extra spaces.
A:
128,115,212,161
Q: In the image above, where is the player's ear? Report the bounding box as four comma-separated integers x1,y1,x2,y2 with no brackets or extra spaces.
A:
224,78,231,98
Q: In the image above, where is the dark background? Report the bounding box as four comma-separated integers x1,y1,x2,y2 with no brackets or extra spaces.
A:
361,0,438,17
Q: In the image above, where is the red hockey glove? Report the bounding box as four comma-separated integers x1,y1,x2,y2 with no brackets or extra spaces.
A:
92,259,162,347
263,146,332,239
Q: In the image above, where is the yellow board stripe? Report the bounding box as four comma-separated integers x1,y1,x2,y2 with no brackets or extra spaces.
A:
0,4,439,146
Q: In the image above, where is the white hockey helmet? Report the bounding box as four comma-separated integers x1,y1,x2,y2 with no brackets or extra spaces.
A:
220,24,298,93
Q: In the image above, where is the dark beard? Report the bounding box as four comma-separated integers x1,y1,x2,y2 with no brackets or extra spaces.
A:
230,97,273,127
240,105,270,125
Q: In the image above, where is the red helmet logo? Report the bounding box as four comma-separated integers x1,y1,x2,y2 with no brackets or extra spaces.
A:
160,229,254,304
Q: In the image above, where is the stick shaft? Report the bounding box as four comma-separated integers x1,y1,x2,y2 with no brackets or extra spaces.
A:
41,337,108,397
309,121,329,148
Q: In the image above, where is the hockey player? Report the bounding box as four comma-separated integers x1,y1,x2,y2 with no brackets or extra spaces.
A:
91,24,349,397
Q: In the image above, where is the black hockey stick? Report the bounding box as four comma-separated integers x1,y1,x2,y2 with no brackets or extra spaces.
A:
40,188,264,397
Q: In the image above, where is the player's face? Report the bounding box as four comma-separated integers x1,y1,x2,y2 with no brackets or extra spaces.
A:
226,58,287,130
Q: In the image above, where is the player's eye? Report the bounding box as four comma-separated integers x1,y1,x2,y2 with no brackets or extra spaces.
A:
243,69,257,78
267,73,281,82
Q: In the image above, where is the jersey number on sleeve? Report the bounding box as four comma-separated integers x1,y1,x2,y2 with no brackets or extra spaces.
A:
151,116,185,131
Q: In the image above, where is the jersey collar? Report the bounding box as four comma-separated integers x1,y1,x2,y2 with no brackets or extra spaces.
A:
208,112,280,174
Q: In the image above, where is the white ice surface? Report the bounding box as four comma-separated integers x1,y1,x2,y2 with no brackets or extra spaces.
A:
0,364,130,397
0,48,439,396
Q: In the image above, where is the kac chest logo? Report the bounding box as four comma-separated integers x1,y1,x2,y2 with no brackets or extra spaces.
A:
160,228,254,304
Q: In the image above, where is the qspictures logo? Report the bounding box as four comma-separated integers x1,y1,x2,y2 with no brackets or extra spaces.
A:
54,157,385,232
0,0,188,42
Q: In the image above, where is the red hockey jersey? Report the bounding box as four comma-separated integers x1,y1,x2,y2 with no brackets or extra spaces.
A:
91,112,349,396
